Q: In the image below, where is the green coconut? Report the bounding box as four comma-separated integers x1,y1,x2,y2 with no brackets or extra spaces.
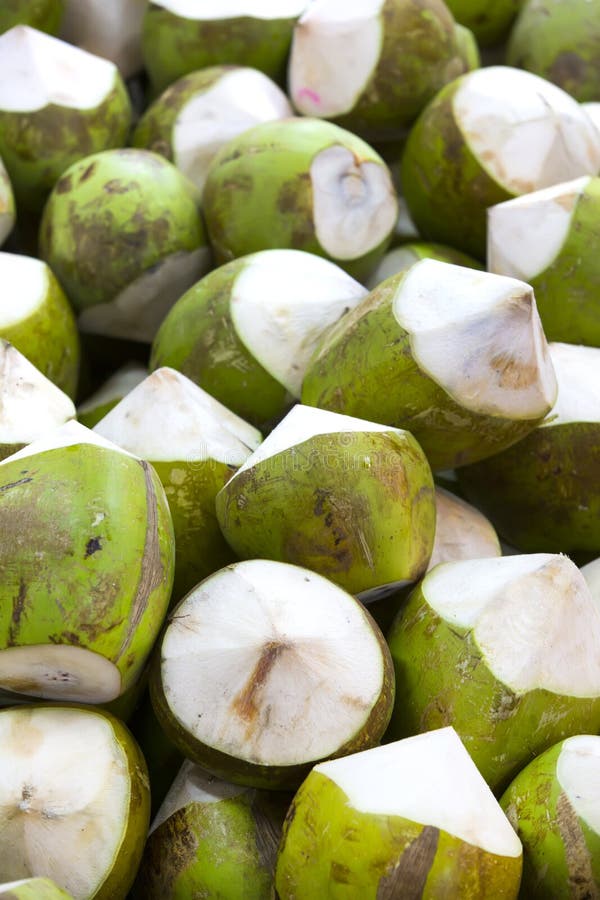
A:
445,0,522,46
150,559,395,789
134,761,288,898
94,366,262,604
0,421,174,703
0,879,73,899
0,705,149,900
77,362,147,428
0,157,15,248
454,22,481,70
501,734,600,897
129,691,184,817
0,1,64,35
401,66,600,258
132,66,292,194
365,240,482,289
202,117,398,282
288,0,470,142
39,148,210,343
488,176,600,346
59,0,145,78
302,259,557,471
276,727,522,897
386,553,600,792
0,26,132,214
0,252,79,398
150,249,367,428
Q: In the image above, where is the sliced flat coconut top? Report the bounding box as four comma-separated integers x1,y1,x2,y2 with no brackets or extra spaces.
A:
77,363,147,415
150,760,247,834
0,26,119,113
289,0,384,118
454,67,600,196
393,259,557,420
540,343,600,428
557,735,600,835
231,250,367,396
315,727,522,857
150,0,307,20
428,487,500,570
0,253,49,330
94,367,261,464
0,420,136,466
487,177,589,283
423,554,600,696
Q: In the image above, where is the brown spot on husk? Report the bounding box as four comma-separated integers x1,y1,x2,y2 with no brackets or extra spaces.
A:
103,179,132,194
8,580,27,646
55,174,72,194
252,796,283,872
79,161,97,183
377,826,439,899
232,641,286,726
84,536,102,558
556,791,599,898
0,476,33,493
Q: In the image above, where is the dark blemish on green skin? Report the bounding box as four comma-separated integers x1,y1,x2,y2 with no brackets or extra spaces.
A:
8,578,27,646
85,536,102,558
0,476,33,492
55,174,72,194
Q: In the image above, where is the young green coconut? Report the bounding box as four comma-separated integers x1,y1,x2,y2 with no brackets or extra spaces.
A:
39,148,210,343
132,66,292,194
77,362,147,428
0,420,174,704
0,26,131,214
386,553,600,791
276,727,522,897
365,240,482,289
0,705,149,900
501,734,600,897
488,176,600,345
0,879,73,899
215,404,435,596
150,249,368,428
0,0,64,35
302,259,557,470
0,157,15,248
445,0,522,46
201,117,398,281
0,252,79,398
401,66,600,258
151,559,395,789
94,367,262,604
59,0,146,78
458,343,600,557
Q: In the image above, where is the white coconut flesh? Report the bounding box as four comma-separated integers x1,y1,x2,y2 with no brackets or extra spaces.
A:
582,102,600,136
454,67,600,196
230,250,367,395
0,707,131,898
94,367,261,464
366,246,421,289
160,560,387,767
428,487,500,570
0,343,75,444
149,0,307,20
557,735,600,835
289,0,383,118
540,343,600,429
314,727,522,857
423,554,600,696
150,760,247,834
0,254,49,330
60,0,146,78
311,145,397,260
77,363,147,416
77,248,210,343
0,646,121,704
582,558,600,606
392,259,557,419
487,177,589,282
0,420,137,466
173,68,292,193
0,26,118,113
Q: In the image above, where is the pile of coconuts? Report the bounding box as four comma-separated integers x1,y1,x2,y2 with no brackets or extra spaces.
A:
3,0,600,896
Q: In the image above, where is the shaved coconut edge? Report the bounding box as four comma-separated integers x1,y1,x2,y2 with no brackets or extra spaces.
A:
149,0,307,21
0,253,49,330
77,364,148,415
556,735,600,835
150,759,248,834
0,645,122,703
428,487,501,570
540,343,600,428
0,420,138,465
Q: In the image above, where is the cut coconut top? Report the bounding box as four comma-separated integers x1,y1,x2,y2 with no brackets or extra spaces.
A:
487,177,589,282
540,343,600,428
0,706,130,898
583,102,600,135
582,557,600,605
0,420,137,465
454,67,600,196
160,559,388,766
0,26,119,113
392,259,557,420
94,367,261,464
77,363,147,414
315,727,522,857
428,487,500,570
423,554,600,696
150,760,248,834
231,250,367,395
557,735,600,835
150,0,307,19
289,0,383,118
366,246,420,290
59,0,146,78
0,342,75,443
0,644,122,704
0,253,49,329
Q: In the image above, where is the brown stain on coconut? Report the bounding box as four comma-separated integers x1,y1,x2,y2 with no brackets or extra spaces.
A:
377,825,440,899
231,641,287,729
556,791,599,898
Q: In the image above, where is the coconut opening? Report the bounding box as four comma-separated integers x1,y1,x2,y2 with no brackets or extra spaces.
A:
0,645,121,703
0,420,137,466
150,760,247,834
0,254,48,330
315,727,521,857
557,735,600,835
540,343,600,428
160,559,387,767
231,250,367,395
289,0,383,118
428,487,500,571
311,145,397,259
392,259,557,420
77,363,147,416
149,0,307,19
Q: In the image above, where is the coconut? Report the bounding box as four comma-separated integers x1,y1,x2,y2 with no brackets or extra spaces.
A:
0,879,73,898
0,1,64,35
0,421,174,704
60,0,146,78
94,367,262,603
129,692,183,817
0,157,15,248
201,117,398,281
488,176,600,345
583,101,600,135
77,362,147,428
215,405,435,596
39,148,210,343
0,705,149,900
401,66,600,258
365,240,482,289
150,559,395,788
0,26,132,214
150,249,368,428
445,0,522,46
429,487,501,570
132,66,292,194
276,727,522,896
0,252,79,398
302,259,557,470
386,554,600,791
